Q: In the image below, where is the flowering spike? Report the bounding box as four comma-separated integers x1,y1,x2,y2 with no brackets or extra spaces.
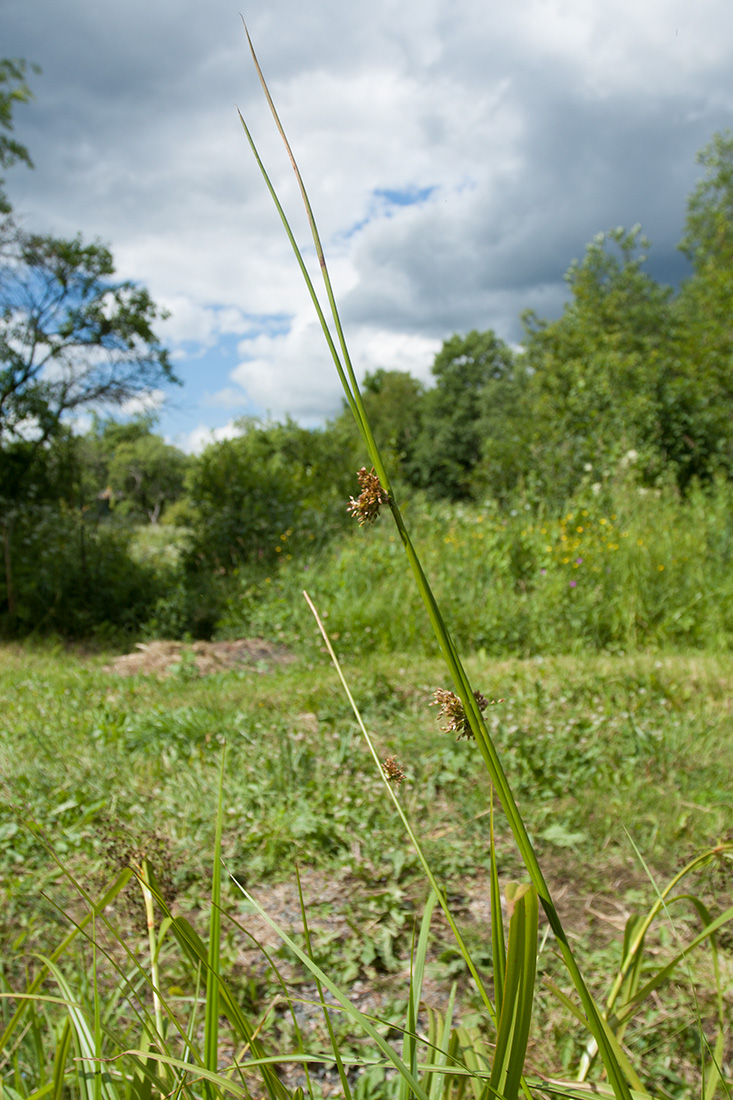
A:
347,467,388,525
382,754,406,786
430,688,502,740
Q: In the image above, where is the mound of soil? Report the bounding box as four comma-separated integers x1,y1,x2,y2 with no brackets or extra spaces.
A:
106,638,295,678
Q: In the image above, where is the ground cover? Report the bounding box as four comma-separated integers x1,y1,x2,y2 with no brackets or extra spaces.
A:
1,642,730,1094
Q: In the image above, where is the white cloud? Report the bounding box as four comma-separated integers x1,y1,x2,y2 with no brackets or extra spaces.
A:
157,299,265,351
231,312,347,424
120,389,167,417
228,310,442,423
179,420,244,455
5,0,732,439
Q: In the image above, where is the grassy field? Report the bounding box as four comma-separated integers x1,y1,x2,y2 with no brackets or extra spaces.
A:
221,481,733,660
1,640,731,1094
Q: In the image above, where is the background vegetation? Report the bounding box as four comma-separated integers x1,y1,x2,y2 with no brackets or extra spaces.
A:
3,55,732,648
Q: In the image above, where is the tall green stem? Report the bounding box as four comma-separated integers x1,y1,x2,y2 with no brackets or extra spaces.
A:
140,858,164,1038
240,29,633,1100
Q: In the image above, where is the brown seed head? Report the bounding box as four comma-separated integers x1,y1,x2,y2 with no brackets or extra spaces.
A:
347,467,388,525
382,754,406,786
430,688,491,740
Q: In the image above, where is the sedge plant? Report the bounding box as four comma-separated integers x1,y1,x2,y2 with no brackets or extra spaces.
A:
235,24,733,1098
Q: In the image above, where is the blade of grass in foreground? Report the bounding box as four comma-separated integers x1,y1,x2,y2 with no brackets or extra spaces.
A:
295,867,348,1100
0,869,132,1056
400,888,438,1100
204,749,226,1100
239,34,633,1099
38,957,119,1100
487,883,538,1100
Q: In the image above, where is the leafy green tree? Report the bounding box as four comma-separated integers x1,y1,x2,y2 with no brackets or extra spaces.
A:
108,431,188,523
671,130,733,483
516,227,676,499
0,226,175,443
360,368,424,468
0,62,177,630
0,425,166,636
473,358,533,503
681,130,733,274
501,136,733,498
185,418,354,574
331,368,424,478
0,58,36,214
0,227,176,625
406,330,514,499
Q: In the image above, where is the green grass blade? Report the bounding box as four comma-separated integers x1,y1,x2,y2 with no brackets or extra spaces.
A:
144,833,290,1100
0,869,132,1055
166,915,288,1100
603,845,732,1016
120,1049,387,1095
234,104,362,436
113,1051,250,1099
204,748,226,1100
487,885,537,1100
616,903,733,1023
451,1026,488,1100
220,904,316,1099
618,914,646,1009
542,980,648,1096
242,23,384,481
425,985,456,1100
51,1018,73,1100
401,890,438,1100
92,918,102,1100
37,957,118,1100
303,590,496,1026
489,794,505,1016
242,31,642,1098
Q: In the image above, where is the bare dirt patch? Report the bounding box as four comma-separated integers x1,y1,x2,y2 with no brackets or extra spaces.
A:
105,638,296,678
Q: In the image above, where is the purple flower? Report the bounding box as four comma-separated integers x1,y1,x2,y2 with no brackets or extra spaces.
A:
540,568,546,575
569,580,577,588
575,557,583,564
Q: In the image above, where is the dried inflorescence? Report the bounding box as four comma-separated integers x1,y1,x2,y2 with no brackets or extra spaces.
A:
95,816,177,930
382,754,406,786
431,687,503,740
347,466,389,525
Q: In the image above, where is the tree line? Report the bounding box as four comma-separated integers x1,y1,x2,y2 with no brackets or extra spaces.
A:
1,55,732,638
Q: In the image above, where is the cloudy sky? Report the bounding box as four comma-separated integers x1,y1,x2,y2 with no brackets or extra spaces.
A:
4,0,733,450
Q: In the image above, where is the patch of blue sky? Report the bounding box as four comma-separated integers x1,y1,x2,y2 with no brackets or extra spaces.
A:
158,322,284,443
373,185,437,207
339,184,437,240
236,311,292,343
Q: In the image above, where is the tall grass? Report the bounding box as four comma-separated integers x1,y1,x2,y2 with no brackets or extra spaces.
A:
234,26,732,1096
